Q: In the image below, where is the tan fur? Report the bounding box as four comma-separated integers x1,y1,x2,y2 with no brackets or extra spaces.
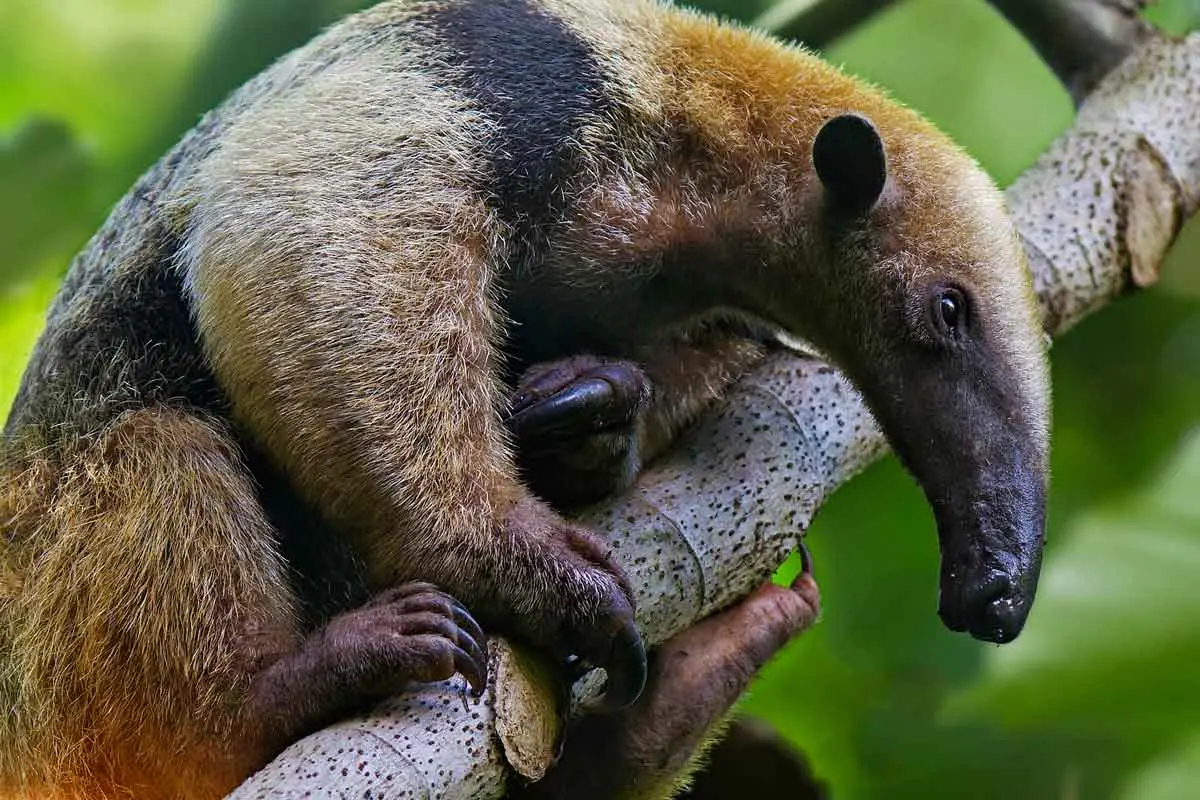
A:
0,1,1048,797
180,7,512,569
2,410,299,799
651,8,1048,450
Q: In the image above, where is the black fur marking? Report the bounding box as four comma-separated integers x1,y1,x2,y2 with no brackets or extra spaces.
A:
427,0,612,235
245,445,373,627
4,230,223,443
500,233,774,382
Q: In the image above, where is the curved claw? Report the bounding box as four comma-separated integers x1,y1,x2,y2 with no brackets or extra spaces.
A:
508,359,649,441
453,619,489,697
450,603,487,654
370,582,490,695
451,642,489,695
585,620,647,713
797,539,815,578
509,378,619,438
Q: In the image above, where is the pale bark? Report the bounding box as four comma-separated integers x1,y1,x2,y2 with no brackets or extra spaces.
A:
230,15,1200,800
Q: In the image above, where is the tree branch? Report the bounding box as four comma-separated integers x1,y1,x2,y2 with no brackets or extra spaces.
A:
752,0,899,48
229,23,1200,800
985,0,1155,104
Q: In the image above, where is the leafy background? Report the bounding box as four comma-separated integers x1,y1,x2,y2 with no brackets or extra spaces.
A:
3,1,1200,797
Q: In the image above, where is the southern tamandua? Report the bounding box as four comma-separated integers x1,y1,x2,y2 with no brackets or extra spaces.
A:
1,0,1050,796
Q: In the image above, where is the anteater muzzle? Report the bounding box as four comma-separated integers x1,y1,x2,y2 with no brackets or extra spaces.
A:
927,447,1045,643
864,349,1049,645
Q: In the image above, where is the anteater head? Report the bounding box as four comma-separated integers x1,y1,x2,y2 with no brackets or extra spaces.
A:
792,112,1049,644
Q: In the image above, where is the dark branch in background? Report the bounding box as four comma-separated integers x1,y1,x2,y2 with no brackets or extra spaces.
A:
753,0,1156,96
985,0,1156,104
753,0,899,48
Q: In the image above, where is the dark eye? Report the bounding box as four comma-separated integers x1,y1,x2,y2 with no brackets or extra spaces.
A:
931,287,968,339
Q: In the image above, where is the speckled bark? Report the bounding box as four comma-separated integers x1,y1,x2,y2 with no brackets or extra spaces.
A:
229,29,1200,800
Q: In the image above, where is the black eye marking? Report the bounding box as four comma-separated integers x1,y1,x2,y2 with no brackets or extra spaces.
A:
930,286,968,340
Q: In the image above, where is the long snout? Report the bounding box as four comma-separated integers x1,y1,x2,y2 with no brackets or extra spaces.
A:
931,471,1045,643
863,350,1050,645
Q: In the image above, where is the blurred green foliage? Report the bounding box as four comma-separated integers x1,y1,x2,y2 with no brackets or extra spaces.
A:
2,1,1199,797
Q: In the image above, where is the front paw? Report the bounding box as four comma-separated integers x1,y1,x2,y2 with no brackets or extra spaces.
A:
497,497,647,711
507,356,651,508
318,582,489,696
246,582,488,742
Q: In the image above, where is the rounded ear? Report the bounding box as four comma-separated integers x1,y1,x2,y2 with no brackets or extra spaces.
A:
812,113,888,215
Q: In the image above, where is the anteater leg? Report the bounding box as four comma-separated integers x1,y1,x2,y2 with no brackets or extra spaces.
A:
3,407,483,799
191,222,645,707
513,570,820,800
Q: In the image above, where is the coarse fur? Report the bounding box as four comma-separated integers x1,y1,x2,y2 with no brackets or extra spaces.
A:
0,0,1051,797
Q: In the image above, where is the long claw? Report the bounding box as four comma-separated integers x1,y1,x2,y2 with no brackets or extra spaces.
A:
797,539,815,577
451,602,487,654
452,643,488,696
455,624,489,695
586,620,647,713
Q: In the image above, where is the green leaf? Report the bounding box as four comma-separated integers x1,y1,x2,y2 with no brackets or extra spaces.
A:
1144,0,1200,35
1118,731,1200,800
0,0,222,156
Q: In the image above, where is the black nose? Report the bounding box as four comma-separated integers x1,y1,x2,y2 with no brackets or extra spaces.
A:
947,572,1027,644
